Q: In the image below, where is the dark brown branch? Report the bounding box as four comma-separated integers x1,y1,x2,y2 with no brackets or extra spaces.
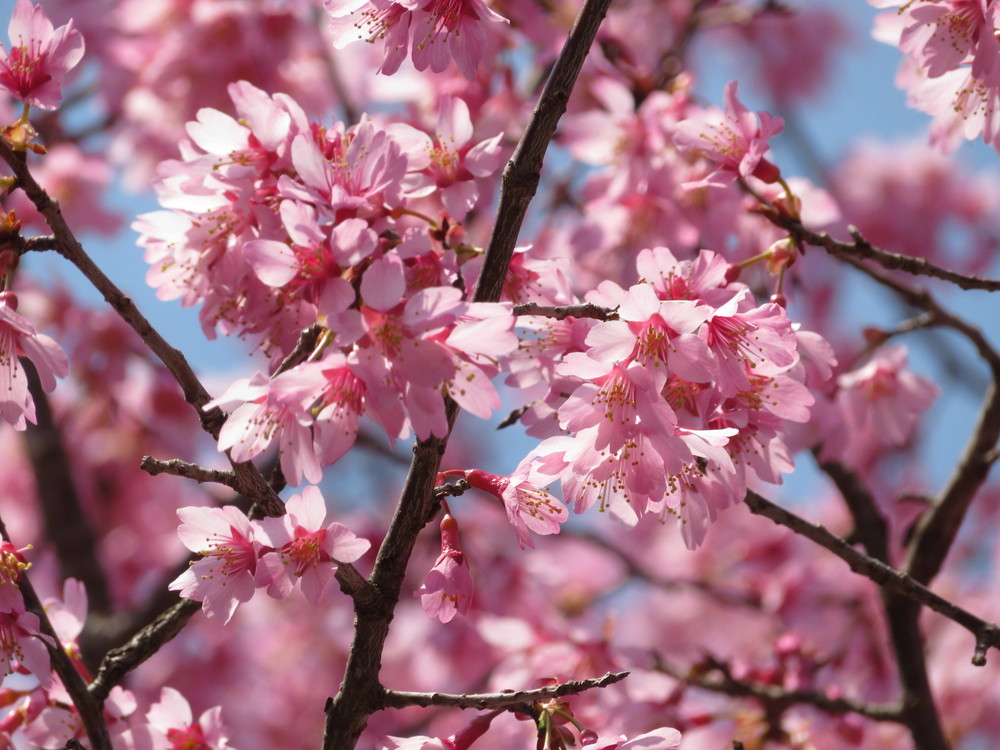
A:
906,381,1000,585
433,478,470,499
757,205,1000,292
814,454,888,562
513,302,617,321
743,491,1000,667
843,258,1000,374
0,517,112,750
322,406,459,750
811,456,946,744
656,656,903,723
139,456,238,490
472,0,614,304
380,671,629,710
273,323,323,376
21,362,111,624
88,599,200,702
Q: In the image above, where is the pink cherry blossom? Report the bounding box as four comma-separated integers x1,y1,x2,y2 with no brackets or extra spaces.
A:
0,0,84,110
583,727,682,749
700,290,799,396
417,513,473,623
169,505,259,624
0,291,69,431
146,687,235,750
207,369,325,487
397,94,504,219
326,0,508,79
255,486,371,604
674,81,784,188
464,466,568,549
835,345,938,452
0,542,28,614
0,608,51,687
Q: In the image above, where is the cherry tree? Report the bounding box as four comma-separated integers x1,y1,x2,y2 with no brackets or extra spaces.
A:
0,0,998,748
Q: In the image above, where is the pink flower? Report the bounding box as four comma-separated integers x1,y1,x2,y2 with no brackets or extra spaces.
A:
207,369,325,487
326,0,508,79
0,608,51,687
0,0,84,110
398,94,504,220
0,542,28,613
465,466,568,549
255,486,371,604
700,289,799,396
146,686,235,750
417,513,473,623
674,81,784,188
583,727,682,749
0,291,69,431
168,506,259,624
835,345,938,449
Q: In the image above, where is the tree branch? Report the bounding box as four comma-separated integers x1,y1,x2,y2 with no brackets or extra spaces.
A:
472,0,614,304
813,454,888,562
743,491,1000,667
139,456,238,490
380,671,630,710
88,598,201,702
513,302,617,321
905,380,1000,585
21,362,112,632
325,0,613,743
0,517,112,750
756,205,1000,292
655,656,903,723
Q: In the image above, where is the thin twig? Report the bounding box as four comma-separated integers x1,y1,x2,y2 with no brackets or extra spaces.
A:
655,656,903,723
88,599,201,702
743,491,1000,667
139,456,238,489
513,302,617,321
273,323,323,376
0,517,112,750
755,203,1000,292
380,671,629,710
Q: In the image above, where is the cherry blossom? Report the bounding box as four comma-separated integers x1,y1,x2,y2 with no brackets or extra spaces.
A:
0,0,84,110
169,506,260,624
0,291,69,431
206,369,324,487
0,607,51,687
255,486,370,604
673,81,784,188
417,513,473,623
0,542,28,613
396,94,504,219
326,0,508,79
831,345,939,465
145,686,235,750
464,466,568,549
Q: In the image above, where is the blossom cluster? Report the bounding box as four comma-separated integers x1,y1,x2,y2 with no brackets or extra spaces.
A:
136,81,514,485
325,0,509,79
169,486,370,623
505,246,832,548
871,0,1000,152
